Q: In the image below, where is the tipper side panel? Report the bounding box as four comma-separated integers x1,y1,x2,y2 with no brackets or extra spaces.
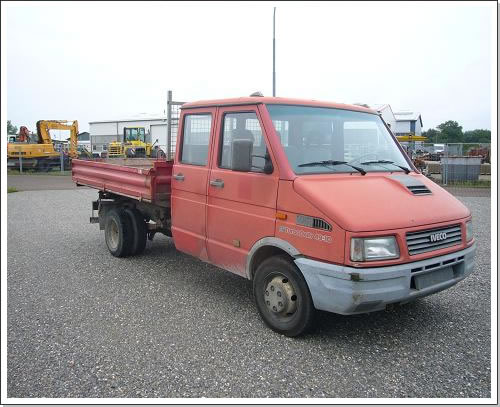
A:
72,159,172,206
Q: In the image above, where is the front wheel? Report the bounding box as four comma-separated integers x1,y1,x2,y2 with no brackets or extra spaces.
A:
253,255,315,337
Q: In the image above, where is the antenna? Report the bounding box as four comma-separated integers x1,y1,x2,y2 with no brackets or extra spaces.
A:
273,7,276,97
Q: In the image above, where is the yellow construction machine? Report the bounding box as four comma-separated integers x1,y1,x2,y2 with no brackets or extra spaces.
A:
108,127,165,158
7,120,84,171
108,127,152,158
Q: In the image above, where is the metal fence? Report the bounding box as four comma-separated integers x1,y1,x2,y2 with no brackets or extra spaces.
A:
402,142,491,192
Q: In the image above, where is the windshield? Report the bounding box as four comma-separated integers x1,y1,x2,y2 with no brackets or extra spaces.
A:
266,105,411,175
126,128,145,142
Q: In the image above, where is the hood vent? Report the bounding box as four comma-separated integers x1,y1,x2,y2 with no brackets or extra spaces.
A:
407,185,432,195
390,174,432,196
296,215,332,231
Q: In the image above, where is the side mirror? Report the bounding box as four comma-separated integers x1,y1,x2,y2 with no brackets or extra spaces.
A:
263,152,274,174
231,139,253,172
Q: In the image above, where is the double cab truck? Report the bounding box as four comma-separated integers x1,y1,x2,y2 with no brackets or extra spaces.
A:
72,95,476,336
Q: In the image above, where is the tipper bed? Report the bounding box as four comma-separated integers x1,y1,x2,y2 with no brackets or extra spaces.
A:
72,158,172,207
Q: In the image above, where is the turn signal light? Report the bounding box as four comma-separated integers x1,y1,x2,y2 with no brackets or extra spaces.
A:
276,212,287,220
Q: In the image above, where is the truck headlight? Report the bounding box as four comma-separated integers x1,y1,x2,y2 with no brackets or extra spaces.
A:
351,236,400,262
466,220,473,242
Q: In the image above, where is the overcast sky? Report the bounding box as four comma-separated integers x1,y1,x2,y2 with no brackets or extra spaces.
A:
4,1,495,136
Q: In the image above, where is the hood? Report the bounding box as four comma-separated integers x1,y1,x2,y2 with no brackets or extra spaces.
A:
293,173,470,232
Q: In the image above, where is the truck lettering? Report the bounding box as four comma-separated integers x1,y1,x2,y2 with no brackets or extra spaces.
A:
279,226,332,243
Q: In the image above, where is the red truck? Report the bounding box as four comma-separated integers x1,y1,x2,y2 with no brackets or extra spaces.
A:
73,95,476,336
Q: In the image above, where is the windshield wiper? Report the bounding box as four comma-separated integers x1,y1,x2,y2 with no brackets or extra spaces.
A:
298,160,366,175
360,160,410,174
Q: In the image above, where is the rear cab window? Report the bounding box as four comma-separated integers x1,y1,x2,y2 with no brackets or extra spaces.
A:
180,114,212,166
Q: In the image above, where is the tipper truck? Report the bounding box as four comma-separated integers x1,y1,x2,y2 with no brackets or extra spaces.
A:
73,95,476,336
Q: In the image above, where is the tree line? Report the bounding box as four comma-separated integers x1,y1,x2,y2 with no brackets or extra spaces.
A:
422,121,491,144
7,120,18,135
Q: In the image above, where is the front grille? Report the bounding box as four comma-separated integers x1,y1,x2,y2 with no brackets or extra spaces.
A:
406,224,462,255
108,146,122,156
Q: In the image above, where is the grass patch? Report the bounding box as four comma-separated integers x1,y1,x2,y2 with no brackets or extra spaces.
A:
7,187,18,193
432,180,491,188
427,175,491,188
8,169,71,176
445,180,491,188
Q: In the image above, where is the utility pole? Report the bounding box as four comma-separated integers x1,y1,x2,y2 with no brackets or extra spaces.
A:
273,7,276,97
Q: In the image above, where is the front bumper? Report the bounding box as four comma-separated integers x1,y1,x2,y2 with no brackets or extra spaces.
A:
295,243,476,315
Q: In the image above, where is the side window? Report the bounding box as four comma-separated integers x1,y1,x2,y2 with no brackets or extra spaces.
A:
219,112,269,173
181,114,212,166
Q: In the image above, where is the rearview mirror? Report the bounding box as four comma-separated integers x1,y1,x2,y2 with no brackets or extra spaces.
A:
231,139,253,172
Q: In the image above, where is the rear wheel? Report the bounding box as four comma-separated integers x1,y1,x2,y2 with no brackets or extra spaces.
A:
253,255,315,337
104,209,133,257
124,208,147,256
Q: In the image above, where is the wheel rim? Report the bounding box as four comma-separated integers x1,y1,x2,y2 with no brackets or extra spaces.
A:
108,219,119,250
263,273,298,317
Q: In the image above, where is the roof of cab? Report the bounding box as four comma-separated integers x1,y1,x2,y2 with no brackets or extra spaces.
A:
181,96,377,114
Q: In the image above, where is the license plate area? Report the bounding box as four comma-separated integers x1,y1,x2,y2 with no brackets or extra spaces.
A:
412,266,454,290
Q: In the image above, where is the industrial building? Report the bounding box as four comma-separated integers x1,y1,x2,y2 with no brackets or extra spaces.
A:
89,116,169,156
394,111,423,137
369,104,397,130
368,104,423,138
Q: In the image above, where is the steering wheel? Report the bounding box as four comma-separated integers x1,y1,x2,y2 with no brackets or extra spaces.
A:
347,152,378,165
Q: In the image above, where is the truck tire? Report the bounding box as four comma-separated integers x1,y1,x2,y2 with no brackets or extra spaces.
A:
253,255,315,337
124,208,147,256
104,209,133,257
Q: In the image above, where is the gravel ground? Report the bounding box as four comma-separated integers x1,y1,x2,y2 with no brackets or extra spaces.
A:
7,189,491,399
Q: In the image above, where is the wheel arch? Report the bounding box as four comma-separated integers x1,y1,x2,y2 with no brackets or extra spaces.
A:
246,237,301,280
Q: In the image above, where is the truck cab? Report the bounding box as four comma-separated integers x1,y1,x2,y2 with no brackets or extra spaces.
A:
171,96,475,336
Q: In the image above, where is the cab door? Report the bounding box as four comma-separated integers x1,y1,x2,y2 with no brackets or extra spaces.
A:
206,106,279,276
171,109,215,261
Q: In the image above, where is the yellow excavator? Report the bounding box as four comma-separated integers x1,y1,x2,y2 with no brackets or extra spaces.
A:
7,120,87,171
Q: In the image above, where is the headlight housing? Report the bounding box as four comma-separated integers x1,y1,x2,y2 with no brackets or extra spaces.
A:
466,220,473,242
351,236,400,262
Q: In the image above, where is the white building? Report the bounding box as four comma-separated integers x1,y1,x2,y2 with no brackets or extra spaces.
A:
394,111,423,137
89,116,169,156
369,104,397,131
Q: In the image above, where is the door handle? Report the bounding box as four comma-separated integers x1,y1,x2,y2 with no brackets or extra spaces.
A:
173,173,185,181
210,179,224,188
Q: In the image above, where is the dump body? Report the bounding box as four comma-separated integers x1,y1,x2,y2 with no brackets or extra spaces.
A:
72,158,172,206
